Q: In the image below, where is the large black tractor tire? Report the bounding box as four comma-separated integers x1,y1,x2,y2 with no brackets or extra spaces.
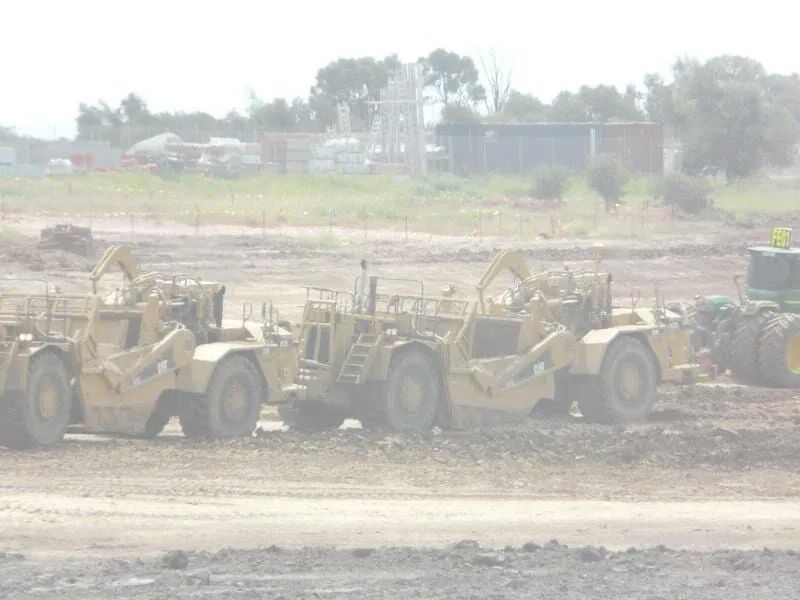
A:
384,351,441,432
757,313,800,388
179,356,262,439
578,337,657,423
729,311,773,384
0,353,72,449
278,402,345,432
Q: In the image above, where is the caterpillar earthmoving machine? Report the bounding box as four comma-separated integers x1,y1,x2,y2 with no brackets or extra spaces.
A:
38,223,93,256
0,245,293,449
674,227,800,388
282,251,695,431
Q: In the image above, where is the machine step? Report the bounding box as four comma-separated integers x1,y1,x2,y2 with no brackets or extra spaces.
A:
335,332,384,385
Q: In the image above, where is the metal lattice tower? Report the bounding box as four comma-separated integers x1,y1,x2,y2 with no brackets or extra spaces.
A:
368,63,427,175
336,102,351,136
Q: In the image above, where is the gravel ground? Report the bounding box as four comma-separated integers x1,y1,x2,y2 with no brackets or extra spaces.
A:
2,542,799,599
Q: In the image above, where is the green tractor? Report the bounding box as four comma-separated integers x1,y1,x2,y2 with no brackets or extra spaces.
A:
677,228,800,388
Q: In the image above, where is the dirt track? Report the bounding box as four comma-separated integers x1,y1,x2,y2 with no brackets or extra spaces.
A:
1,216,799,597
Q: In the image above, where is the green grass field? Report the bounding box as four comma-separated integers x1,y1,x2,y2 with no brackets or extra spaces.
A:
0,172,797,239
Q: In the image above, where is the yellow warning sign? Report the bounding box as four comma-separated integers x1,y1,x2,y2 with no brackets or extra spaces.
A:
772,227,793,249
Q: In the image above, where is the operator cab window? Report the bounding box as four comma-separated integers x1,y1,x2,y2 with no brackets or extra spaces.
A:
747,253,799,290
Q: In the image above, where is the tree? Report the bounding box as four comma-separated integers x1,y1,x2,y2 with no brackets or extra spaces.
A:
643,73,676,124
676,56,766,177
479,49,512,114
248,95,295,131
655,173,711,214
549,90,590,121
290,98,317,132
587,154,629,211
222,109,249,131
77,100,122,143
76,90,323,147
247,95,318,133
120,93,151,124
659,55,800,178
440,103,481,124
550,85,644,122
421,49,486,108
498,91,547,122
532,166,570,200
310,55,399,130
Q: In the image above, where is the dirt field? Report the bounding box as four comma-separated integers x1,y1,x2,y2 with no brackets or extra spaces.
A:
0,212,775,309
1,215,799,597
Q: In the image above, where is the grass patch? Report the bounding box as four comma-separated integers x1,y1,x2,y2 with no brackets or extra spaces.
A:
0,172,797,239
711,178,800,216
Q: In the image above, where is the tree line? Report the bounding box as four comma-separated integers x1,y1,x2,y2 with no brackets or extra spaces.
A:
68,50,800,178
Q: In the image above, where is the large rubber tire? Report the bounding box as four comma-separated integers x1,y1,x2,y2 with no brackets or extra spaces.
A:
179,356,262,439
578,337,657,423
730,311,772,384
384,351,441,432
757,313,800,388
278,402,344,431
0,353,72,449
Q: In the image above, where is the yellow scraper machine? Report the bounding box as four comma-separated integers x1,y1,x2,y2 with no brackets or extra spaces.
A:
282,249,696,431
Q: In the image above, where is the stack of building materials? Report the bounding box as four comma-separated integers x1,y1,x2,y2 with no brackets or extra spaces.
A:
261,134,320,174
309,137,368,174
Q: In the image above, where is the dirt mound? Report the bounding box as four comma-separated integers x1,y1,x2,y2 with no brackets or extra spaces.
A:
0,234,93,273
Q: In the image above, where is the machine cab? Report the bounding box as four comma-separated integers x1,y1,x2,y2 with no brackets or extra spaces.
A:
745,228,800,312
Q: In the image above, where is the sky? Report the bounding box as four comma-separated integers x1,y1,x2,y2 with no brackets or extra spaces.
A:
2,0,799,139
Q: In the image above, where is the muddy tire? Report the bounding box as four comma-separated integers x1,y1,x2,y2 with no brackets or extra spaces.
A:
0,352,72,449
730,311,772,383
757,313,800,388
278,402,344,431
179,356,262,439
384,351,441,432
578,337,657,423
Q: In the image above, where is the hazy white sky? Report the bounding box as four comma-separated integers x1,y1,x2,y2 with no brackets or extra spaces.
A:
3,0,798,138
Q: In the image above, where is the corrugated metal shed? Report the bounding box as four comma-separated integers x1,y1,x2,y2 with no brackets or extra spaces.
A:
436,122,663,175
0,147,17,166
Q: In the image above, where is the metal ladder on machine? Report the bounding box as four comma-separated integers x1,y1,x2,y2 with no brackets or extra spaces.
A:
336,333,384,385
296,300,337,387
